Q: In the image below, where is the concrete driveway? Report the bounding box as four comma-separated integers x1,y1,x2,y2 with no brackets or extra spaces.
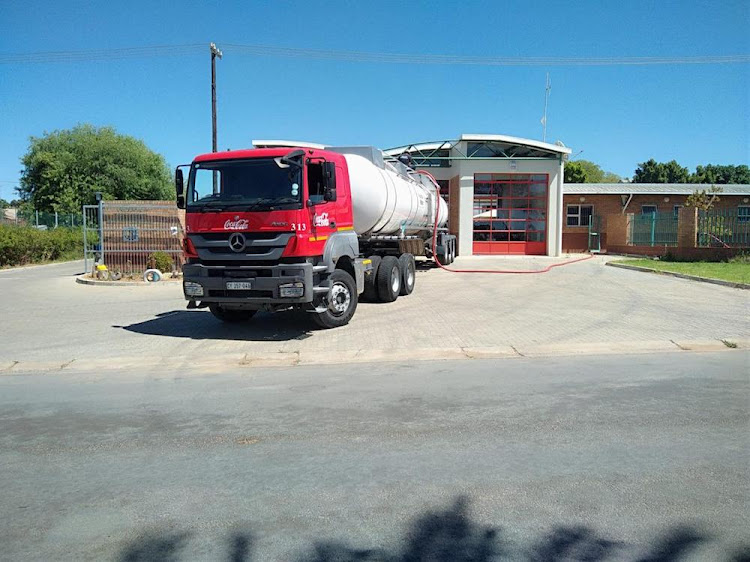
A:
0,256,747,370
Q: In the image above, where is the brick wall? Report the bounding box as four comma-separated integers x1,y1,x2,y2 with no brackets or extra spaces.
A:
561,193,749,252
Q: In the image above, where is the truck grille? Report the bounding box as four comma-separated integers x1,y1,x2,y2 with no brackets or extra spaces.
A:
189,232,294,263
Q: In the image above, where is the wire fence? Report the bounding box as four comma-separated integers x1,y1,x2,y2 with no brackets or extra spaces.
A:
83,200,185,276
698,209,750,248
0,208,83,228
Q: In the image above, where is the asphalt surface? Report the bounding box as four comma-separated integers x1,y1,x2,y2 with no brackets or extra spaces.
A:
1,352,748,561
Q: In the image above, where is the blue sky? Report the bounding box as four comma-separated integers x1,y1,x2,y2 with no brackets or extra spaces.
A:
0,0,748,201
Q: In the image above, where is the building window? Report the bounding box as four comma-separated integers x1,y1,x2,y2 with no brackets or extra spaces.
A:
673,205,683,218
566,204,593,227
739,206,750,223
642,205,657,215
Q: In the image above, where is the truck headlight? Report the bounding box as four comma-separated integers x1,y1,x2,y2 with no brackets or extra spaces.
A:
279,282,304,298
184,281,204,297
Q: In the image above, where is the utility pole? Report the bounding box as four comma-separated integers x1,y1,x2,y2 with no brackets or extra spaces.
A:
541,72,551,142
210,42,223,193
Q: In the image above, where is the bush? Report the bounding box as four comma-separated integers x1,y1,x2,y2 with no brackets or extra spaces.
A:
0,225,83,267
148,251,173,273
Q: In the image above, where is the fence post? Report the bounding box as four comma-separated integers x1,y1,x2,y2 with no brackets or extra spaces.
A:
82,206,88,274
678,207,698,248
96,194,104,265
55,211,58,228
35,210,39,227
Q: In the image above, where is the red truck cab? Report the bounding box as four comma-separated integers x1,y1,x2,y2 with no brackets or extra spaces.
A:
176,147,368,328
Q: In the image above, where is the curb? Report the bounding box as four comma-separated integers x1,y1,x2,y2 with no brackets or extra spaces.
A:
75,274,181,287
606,262,750,290
0,259,82,273
1,339,747,375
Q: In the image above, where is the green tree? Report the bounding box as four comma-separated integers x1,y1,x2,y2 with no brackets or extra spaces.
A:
685,185,722,211
19,124,172,213
0,198,9,209
564,159,621,183
691,164,750,184
564,161,587,183
633,159,690,183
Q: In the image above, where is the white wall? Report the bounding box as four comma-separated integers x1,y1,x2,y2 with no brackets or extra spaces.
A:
453,155,564,257
413,146,565,256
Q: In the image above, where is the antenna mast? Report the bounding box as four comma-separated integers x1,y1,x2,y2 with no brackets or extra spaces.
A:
541,72,551,142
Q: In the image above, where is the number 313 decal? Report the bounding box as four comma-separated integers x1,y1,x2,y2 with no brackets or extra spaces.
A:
291,223,307,231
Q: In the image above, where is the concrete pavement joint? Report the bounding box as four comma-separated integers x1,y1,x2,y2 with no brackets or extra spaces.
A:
1,339,747,375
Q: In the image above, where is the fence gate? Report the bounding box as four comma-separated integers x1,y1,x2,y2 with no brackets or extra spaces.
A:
82,204,101,274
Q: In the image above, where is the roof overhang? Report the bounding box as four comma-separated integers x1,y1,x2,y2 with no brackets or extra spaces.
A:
460,134,572,155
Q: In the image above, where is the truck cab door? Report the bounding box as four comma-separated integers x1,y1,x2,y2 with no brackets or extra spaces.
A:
307,160,338,241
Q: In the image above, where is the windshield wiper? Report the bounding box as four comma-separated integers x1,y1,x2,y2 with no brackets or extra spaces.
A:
197,201,227,213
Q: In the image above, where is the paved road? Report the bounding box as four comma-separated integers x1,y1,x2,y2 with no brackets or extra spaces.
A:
0,258,748,368
1,352,748,561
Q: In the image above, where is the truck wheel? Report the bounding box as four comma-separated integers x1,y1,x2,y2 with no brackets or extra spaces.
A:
313,269,358,328
376,256,401,302
398,253,416,295
363,255,382,302
208,305,256,323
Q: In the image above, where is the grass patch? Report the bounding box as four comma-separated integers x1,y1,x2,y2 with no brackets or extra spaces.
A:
614,259,750,284
721,339,738,349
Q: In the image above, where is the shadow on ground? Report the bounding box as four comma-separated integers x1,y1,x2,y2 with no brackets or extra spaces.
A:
117,497,749,561
116,310,316,342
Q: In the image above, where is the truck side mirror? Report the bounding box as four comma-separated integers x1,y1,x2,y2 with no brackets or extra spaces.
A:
323,162,337,202
175,167,186,209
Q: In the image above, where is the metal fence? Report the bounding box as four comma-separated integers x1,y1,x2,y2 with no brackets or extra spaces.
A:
698,209,750,248
83,200,184,275
1,208,83,228
630,212,678,247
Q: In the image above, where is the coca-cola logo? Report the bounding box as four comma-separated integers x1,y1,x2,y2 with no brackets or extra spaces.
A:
224,219,249,230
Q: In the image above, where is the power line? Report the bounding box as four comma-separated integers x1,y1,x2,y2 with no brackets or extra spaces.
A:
0,43,748,66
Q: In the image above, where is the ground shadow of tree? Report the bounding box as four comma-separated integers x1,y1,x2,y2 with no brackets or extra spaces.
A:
117,496,747,562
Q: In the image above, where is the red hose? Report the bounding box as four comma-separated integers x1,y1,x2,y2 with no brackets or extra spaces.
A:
415,169,594,274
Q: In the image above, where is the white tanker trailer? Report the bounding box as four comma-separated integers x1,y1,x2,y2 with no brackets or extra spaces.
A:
177,142,457,328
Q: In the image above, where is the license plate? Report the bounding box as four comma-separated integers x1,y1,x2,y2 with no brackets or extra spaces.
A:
226,281,253,290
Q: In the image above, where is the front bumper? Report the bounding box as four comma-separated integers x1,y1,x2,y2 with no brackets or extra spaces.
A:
182,262,316,305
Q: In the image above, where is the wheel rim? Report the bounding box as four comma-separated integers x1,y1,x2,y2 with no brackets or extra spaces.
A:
391,266,400,294
407,266,415,288
328,282,351,316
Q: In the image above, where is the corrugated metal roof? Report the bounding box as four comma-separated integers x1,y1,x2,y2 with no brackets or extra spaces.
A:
563,183,750,195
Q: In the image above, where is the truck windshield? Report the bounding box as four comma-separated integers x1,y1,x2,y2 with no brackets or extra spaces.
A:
186,158,302,211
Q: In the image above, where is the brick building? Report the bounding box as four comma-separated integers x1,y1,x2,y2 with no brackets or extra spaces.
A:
561,183,750,252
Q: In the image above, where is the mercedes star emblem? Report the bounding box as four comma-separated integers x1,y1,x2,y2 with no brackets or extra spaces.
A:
228,232,246,253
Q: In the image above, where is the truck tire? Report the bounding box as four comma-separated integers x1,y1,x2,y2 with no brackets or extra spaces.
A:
313,269,358,329
208,305,257,323
362,255,382,302
376,256,401,302
398,253,416,295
